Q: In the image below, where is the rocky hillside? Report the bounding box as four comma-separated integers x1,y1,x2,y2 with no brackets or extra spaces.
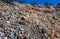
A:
0,1,60,39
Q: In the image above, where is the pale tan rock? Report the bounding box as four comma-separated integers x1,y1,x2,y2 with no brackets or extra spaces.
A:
47,37,50,39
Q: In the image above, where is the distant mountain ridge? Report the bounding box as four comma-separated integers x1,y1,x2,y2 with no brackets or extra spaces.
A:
5,0,60,6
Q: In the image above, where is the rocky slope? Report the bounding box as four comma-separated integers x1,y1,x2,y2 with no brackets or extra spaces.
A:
0,1,60,39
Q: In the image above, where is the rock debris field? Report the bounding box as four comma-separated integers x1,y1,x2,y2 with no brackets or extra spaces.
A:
0,0,60,39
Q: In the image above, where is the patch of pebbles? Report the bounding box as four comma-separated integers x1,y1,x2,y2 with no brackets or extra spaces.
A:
0,0,60,39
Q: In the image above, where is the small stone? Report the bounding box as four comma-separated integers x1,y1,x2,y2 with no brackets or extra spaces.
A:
21,16,27,20
40,28,46,34
14,6,19,10
46,28,52,35
0,32,5,39
0,13,3,17
10,33,16,39
47,37,50,39
6,21,10,24
20,28,24,31
0,23,3,27
4,37,7,39
23,36,28,39
5,32,10,37
54,33,58,38
44,33,48,37
18,20,26,25
0,17,6,20
53,16,57,20
54,37,58,39
3,23,9,26
0,37,2,39
30,25,35,32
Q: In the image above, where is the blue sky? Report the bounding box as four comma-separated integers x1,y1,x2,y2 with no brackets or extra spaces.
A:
10,0,60,6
